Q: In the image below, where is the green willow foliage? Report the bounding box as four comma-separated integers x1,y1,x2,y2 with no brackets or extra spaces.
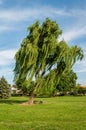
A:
14,18,84,95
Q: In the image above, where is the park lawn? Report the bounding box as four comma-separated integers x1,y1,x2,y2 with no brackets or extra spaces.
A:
0,96,86,130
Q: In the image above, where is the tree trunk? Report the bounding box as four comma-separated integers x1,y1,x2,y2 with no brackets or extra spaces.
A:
28,93,34,104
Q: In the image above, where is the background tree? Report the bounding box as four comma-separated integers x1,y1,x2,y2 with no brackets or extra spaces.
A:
0,76,11,99
14,18,84,104
56,70,77,95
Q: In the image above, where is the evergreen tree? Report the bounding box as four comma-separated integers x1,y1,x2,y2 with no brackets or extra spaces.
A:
14,18,84,104
0,76,11,99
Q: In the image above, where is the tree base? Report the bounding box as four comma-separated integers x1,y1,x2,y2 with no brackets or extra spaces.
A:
22,101,34,105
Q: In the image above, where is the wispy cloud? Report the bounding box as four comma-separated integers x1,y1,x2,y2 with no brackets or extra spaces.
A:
69,9,86,18
0,7,69,32
0,6,86,35
61,26,86,42
77,68,86,73
0,25,15,33
74,58,86,73
0,67,13,76
0,49,16,83
0,49,17,65
0,7,68,22
0,67,14,84
0,7,85,22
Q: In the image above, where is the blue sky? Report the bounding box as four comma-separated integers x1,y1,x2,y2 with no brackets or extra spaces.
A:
0,0,86,85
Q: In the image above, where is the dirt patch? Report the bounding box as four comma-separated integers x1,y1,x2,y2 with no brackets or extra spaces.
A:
21,102,34,106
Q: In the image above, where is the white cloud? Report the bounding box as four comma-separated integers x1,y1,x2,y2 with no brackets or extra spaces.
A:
0,48,27,84
61,26,86,42
1,7,86,23
0,6,86,34
69,9,86,18
0,7,65,32
77,60,86,67
0,49,16,83
53,8,86,18
0,49,17,65
0,67,13,76
0,67,14,84
0,7,66,22
77,68,86,73
72,43,86,74
74,59,86,73
0,7,69,32
0,25,15,33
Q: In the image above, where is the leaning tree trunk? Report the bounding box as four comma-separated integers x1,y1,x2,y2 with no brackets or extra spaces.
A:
28,93,34,104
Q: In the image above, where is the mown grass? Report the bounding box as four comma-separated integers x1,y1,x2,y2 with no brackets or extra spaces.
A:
0,96,86,130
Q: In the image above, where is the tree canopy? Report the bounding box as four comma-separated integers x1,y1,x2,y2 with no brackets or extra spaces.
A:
14,18,84,104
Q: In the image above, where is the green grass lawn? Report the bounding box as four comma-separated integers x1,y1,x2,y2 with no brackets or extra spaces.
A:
0,96,86,130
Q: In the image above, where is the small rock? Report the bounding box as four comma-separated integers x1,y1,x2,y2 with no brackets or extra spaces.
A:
39,100,43,104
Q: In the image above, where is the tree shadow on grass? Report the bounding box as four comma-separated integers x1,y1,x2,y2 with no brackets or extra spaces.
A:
0,98,28,105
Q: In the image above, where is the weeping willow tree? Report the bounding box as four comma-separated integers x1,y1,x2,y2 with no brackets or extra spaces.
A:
14,18,84,104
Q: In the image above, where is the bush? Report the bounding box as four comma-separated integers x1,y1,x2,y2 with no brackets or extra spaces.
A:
78,87,86,95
